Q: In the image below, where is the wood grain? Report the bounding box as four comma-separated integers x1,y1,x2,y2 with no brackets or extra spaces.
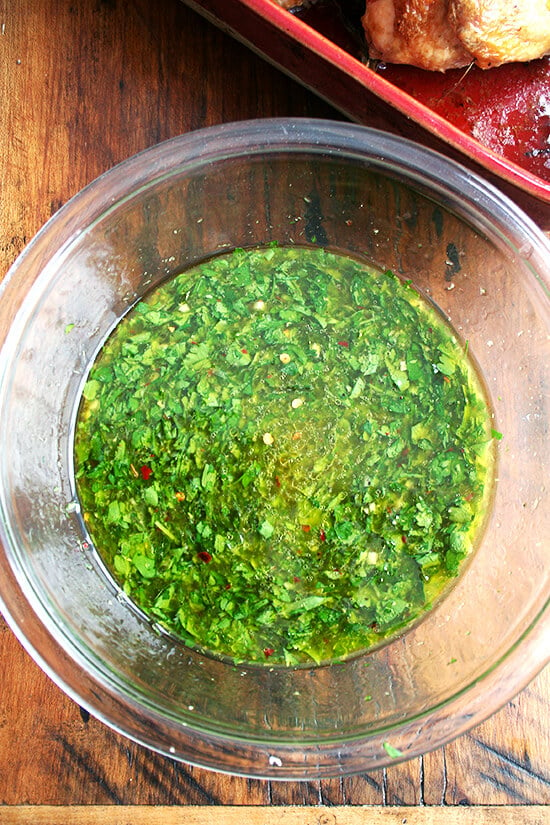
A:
0,0,548,811
0,806,549,825
0,0,340,277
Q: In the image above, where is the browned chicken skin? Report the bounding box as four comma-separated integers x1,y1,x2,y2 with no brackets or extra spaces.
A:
362,0,470,71
362,0,550,70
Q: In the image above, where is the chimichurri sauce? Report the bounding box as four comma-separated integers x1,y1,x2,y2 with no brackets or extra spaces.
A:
75,245,494,666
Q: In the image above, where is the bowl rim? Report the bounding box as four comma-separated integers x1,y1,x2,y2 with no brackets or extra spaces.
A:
0,119,548,779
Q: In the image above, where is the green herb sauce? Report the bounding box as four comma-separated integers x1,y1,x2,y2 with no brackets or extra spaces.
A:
75,245,494,666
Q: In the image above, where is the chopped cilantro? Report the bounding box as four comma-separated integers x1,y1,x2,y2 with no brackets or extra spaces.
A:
75,246,495,665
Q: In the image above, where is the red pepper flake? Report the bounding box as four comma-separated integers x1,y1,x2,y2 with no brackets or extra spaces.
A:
241,348,248,354
401,535,407,544
263,648,275,658
197,551,212,563
319,529,326,542
174,491,186,501
224,582,232,590
337,340,349,348
140,465,153,480
302,524,311,533
443,375,451,383
190,341,198,345
274,476,281,488
293,576,301,583
464,491,474,502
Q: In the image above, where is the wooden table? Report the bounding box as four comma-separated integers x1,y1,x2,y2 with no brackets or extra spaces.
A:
0,0,548,821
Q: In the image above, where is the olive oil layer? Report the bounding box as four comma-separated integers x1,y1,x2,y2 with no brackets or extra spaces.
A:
75,246,494,665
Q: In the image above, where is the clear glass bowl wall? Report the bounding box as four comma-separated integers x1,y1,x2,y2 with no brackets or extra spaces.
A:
0,121,548,778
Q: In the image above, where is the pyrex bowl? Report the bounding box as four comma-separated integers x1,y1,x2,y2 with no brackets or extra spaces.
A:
0,120,548,779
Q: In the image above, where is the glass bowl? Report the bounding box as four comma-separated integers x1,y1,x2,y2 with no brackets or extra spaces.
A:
0,119,548,779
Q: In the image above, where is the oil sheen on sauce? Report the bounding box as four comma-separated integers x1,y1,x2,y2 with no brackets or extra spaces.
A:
74,245,495,666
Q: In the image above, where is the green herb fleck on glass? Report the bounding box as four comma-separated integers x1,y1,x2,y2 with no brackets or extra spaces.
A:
383,741,404,759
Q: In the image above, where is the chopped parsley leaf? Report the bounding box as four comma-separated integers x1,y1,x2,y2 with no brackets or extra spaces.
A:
75,246,495,665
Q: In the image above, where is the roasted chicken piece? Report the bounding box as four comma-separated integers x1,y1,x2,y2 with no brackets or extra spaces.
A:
362,0,470,71
452,1,550,67
362,0,550,71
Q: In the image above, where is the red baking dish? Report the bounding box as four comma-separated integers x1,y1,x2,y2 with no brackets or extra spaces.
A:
182,0,550,227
